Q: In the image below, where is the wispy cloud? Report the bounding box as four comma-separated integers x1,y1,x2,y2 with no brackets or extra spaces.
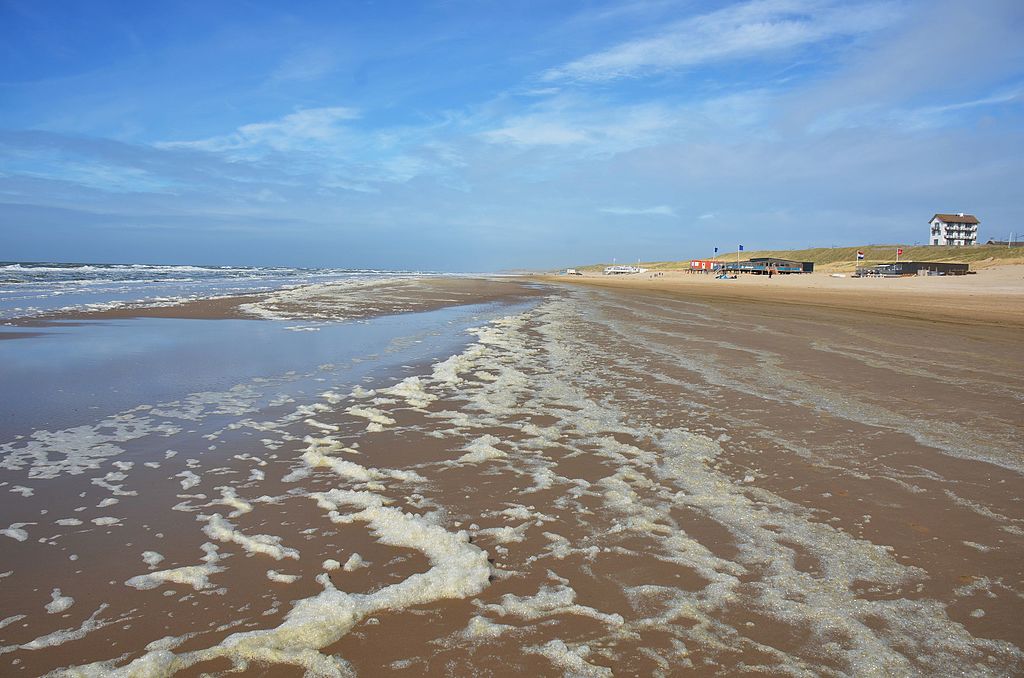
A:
158,107,360,153
808,87,1024,133
600,205,676,217
481,119,589,146
480,96,676,152
545,0,897,82
151,106,469,187
269,46,338,83
782,0,1024,130
475,86,781,164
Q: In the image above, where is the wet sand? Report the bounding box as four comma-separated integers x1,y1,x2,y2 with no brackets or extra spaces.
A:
1,276,1022,676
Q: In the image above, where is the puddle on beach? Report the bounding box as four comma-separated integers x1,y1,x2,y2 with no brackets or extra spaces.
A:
0,303,516,437
1,280,1022,676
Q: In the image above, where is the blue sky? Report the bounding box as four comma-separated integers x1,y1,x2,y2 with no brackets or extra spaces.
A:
1,0,1022,270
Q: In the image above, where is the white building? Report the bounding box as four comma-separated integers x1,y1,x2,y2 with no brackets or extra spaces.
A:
929,213,979,246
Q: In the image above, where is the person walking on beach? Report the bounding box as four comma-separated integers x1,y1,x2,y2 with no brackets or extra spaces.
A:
768,264,774,279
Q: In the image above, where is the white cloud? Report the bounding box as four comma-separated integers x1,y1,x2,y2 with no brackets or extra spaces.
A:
545,0,897,82
783,0,1024,129
158,107,360,153
481,120,589,146
807,87,1024,134
474,87,781,164
600,205,676,217
479,97,676,152
153,107,470,188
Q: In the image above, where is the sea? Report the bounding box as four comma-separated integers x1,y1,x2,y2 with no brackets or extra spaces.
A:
0,261,445,320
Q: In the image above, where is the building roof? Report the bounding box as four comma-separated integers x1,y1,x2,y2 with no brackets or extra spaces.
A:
931,213,979,224
749,257,803,264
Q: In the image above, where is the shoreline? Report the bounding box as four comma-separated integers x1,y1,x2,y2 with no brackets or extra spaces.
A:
4,276,545,328
535,263,1024,329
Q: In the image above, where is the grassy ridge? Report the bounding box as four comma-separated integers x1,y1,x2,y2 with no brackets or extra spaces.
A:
579,244,1024,273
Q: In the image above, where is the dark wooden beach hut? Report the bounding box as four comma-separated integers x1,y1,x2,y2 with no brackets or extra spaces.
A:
856,261,969,277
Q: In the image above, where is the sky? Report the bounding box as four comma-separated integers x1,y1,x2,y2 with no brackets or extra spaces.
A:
1,0,1022,270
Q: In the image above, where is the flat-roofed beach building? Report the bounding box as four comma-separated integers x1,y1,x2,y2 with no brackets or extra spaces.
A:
721,258,814,274
930,213,979,246
857,261,969,277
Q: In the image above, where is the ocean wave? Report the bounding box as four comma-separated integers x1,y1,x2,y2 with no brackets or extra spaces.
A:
0,263,452,320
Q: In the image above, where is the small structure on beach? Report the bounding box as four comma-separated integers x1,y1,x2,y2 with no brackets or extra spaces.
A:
930,213,979,246
603,265,646,275
856,261,969,277
722,258,813,274
689,259,722,271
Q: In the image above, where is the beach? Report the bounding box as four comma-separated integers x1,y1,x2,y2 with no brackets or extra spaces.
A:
1,271,1022,676
540,264,1024,328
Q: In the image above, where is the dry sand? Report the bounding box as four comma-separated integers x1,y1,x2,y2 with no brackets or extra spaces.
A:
539,264,1024,328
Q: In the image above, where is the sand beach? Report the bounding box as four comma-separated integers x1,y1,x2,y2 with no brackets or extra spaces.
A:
1,271,1022,676
538,264,1024,328
6,1,1023,674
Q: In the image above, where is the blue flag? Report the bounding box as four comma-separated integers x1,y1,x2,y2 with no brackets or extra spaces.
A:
739,244,744,251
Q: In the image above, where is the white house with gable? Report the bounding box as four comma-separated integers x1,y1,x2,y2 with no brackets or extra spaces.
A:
929,213,979,246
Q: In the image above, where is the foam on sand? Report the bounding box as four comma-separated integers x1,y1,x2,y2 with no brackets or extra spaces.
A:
527,640,612,677
379,376,437,409
0,416,180,479
126,544,224,591
345,406,396,431
175,470,201,490
200,514,299,561
266,570,301,584
299,436,423,484
19,604,110,651
461,615,514,639
91,516,121,526
45,588,75,614
479,584,624,627
62,485,491,675
211,486,253,517
2,522,30,541
0,614,26,630
455,435,507,464
386,296,1024,675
